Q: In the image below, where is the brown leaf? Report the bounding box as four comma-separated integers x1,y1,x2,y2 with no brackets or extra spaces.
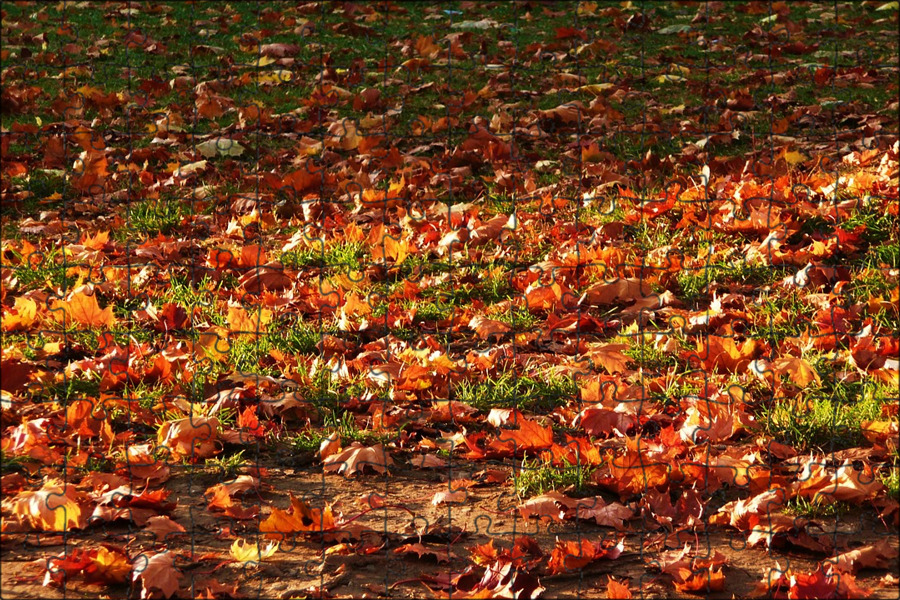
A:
394,543,456,563
132,552,181,600
826,539,898,574
432,490,467,505
578,278,650,306
547,538,623,575
606,576,632,599
470,315,511,340
323,442,393,477
144,516,186,542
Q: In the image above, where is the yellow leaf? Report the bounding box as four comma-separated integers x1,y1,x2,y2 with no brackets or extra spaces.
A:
91,547,132,583
254,55,277,67
230,538,279,563
255,70,292,86
195,326,231,362
579,83,614,96
655,74,686,84
782,149,807,166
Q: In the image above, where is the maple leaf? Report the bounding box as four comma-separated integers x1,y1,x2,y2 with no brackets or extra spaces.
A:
227,304,272,338
43,546,132,587
672,566,725,594
230,539,279,563
1,296,38,331
546,538,623,575
144,516,187,542
51,289,115,328
10,480,83,532
575,406,636,438
825,539,898,574
132,552,181,600
394,543,456,563
606,576,632,599
792,457,884,503
605,437,670,496
323,442,393,477
491,413,554,454
518,491,571,522
570,497,633,529
584,343,631,374
578,278,650,306
259,493,337,538
470,314,512,340
157,416,220,461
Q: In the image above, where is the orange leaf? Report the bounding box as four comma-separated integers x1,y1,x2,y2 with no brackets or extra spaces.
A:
157,417,220,461
259,493,337,538
606,576,632,599
1,296,38,332
52,290,115,328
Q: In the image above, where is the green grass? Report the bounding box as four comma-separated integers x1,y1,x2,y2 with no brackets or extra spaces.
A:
280,241,366,269
516,454,592,499
205,450,249,480
494,306,540,331
760,379,890,451
784,496,851,519
676,257,780,305
882,463,900,500
453,370,577,413
120,198,189,239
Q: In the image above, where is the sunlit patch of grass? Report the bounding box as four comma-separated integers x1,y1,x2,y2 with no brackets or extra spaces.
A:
881,462,900,500
453,370,577,413
784,496,851,519
205,449,248,480
760,380,888,451
5,171,70,219
494,306,540,330
279,241,366,269
515,454,592,499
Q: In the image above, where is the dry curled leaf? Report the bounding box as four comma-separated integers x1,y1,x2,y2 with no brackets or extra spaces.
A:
323,442,393,477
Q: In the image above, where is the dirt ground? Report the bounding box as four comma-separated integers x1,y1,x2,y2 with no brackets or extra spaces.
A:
2,460,898,599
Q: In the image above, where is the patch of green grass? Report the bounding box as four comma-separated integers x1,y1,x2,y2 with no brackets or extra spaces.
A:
784,496,851,519
5,245,76,293
322,410,392,445
516,454,592,499
269,319,321,356
280,241,365,269
5,170,70,218
160,275,224,326
453,370,577,413
622,337,679,372
494,306,540,331
120,198,189,239
881,463,900,500
676,257,779,304
760,380,889,451
206,450,248,480
285,429,326,454
228,336,279,377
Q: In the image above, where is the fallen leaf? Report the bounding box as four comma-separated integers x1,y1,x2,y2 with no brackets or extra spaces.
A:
323,442,393,477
